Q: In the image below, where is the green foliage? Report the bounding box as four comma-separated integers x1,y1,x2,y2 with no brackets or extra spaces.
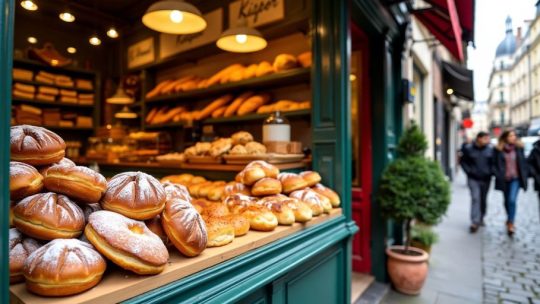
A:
411,225,439,246
397,122,428,158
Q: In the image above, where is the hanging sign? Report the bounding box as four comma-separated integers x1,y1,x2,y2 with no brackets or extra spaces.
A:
159,9,223,59
127,37,155,69
229,0,284,28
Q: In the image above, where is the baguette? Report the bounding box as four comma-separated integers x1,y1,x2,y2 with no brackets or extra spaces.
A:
237,94,271,116
163,75,195,94
13,83,35,94
243,64,258,80
224,91,254,117
211,106,227,118
153,106,186,124
60,89,77,97
146,80,173,99
149,107,169,124
35,75,54,84
197,79,209,89
175,78,200,92
220,66,244,84
196,94,234,120
145,107,159,123
228,68,245,83
206,64,243,87
13,90,34,100
39,86,59,95
12,68,33,81
36,93,55,102
255,61,274,77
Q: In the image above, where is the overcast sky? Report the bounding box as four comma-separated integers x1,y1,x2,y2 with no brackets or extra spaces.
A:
468,0,537,101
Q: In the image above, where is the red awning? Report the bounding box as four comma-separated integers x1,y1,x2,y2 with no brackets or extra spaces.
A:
413,0,464,62
455,0,475,43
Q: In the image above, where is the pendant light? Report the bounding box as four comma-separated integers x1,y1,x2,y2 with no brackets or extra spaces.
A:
142,0,206,34
107,84,133,105
115,106,138,119
21,0,38,11
216,18,267,53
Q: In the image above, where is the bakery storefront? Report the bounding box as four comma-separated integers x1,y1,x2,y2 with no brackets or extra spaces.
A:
1,0,409,303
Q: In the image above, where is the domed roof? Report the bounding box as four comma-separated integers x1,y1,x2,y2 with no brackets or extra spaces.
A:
496,16,516,57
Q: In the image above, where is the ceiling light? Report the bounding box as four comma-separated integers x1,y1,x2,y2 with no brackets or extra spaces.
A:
446,88,454,95
142,0,206,34
107,85,133,105
67,47,77,54
27,36,37,44
89,35,101,46
115,106,138,119
21,0,38,11
59,11,75,22
107,27,119,38
350,74,357,82
216,19,267,53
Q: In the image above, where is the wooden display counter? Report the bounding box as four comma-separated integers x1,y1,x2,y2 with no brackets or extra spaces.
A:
10,209,342,304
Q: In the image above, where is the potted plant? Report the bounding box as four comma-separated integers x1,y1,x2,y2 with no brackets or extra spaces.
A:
377,123,450,295
410,224,438,254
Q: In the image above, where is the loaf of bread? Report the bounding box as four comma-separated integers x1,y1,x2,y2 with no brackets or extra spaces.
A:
243,64,258,80
13,68,33,81
297,51,312,68
206,64,244,87
14,83,35,94
162,75,195,94
273,54,298,72
196,94,234,120
224,91,254,117
237,94,271,116
145,108,158,123
152,106,186,125
146,80,173,99
228,67,245,83
211,106,227,118
255,61,274,77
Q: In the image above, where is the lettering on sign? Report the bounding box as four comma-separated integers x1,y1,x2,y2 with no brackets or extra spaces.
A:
127,37,155,69
229,0,284,27
160,9,223,59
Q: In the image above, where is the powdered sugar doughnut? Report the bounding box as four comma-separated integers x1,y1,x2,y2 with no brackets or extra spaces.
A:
9,228,41,284
39,157,75,176
43,165,107,204
10,161,43,200
85,210,169,275
10,125,66,165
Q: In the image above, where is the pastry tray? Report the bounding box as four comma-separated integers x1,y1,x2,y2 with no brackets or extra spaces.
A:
186,155,224,164
10,209,342,304
223,153,305,164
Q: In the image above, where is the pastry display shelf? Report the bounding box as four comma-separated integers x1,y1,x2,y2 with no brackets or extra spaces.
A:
13,58,96,77
11,98,94,109
12,79,94,93
10,209,342,304
144,109,311,130
37,125,94,131
144,68,311,105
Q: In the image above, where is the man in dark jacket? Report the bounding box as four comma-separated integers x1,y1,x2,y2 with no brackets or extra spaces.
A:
527,139,540,220
461,131,494,232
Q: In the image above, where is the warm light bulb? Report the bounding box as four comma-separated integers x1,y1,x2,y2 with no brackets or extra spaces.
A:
107,28,119,38
446,88,454,95
67,47,77,54
169,10,183,23
27,36,37,44
350,74,357,82
21,0,38,11
89,36,101,46
59,12,75,22
235,34,248,44
51,59,59,66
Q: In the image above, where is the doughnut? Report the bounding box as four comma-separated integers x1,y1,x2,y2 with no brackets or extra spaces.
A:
43,165,107,204
39,157,75,176
277,172,308,194
10,125,66,165
23,239,106,296
101,171,166,220
145,215,169,245
312,183,341,207
289,189,331,216
9,228,41,284
245,160,280,178
299,171,322,187
162,182,191,202
13,193,85,240
202,216,235,247
222,214,250,236
257,196,296,225
85,210,169,274
240,205,278,231
161,198,207,257
236,167,266,186
10,161,43,200
251,177,282,196
81,203,102,224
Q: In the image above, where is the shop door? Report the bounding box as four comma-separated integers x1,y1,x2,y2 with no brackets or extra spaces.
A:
351,24,372,273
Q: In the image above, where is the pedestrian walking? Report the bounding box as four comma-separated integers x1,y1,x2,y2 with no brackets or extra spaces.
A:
526,138,540,221
460,132,493,233
493,129,528,236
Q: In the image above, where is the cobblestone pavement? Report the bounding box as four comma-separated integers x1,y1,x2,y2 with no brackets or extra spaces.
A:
482,183,540,304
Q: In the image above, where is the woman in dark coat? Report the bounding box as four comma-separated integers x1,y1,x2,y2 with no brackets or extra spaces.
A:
493,129,528,236
527,139,540,217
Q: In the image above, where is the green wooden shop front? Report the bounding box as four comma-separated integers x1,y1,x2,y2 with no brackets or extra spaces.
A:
0,0,408,302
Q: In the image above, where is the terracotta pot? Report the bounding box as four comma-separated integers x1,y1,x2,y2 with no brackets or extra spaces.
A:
386,245,429,295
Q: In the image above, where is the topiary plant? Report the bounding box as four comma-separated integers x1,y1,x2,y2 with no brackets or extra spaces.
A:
377,123,450,254
411,225,439,247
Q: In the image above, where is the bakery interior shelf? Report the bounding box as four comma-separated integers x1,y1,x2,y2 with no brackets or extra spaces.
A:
13,58,96,76
144,109,311,130
144,68,311,105
13,79,94,93
38,125,94,131
11,98,94,109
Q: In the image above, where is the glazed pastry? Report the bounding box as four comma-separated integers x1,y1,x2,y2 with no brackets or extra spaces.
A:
299,171,322,187
23,239,106,296
222,214,250,236
273,54,298,72
224,91,254,117
231,131,254,145
257,196,296,225
246,160,280,178
9,228,41,284
10,161,43,200
278,172,308,194
251,177,282,196
229,144,248,155
161,198,207,257
101,171,166,220
43,165,107,204
13,193,85,240
203,216,235,247
245,142,267,155
312,183,341,207
10,125,66,165
85,210,169,274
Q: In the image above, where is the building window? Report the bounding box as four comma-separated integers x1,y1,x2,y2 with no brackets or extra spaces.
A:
500,61,504,70
500,91,504,103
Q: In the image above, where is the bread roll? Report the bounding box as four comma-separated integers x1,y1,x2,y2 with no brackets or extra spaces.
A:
245,142,267,155
312,183,340,207
251,178,282,196
297,51,312,68
231,131,254,145
278,172,309,194
209,138,233,157
241,205,278,231
161,173,194,185
222,214,250,236
255,61,274,77
236,167,266,186
299,171,322,187
10,125,66,166
220,65,245,84
229,144,248,155
222,182,251,199
43,165,107,204
196,94,234,120
273,54,298,72
224,91,255,117
246,160,280,178
237,94,271,116
203,216,235,247
257,196,296,225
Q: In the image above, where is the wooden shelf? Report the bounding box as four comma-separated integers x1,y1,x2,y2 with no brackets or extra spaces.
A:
9,209,341,304
12,98,94,109
41,125,94,131
13,79,94,93
13,58,96,77
145,68,311,105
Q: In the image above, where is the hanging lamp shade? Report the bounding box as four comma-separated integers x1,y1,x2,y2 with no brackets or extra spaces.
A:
142,0,206,34
106,85,133,105
115,106,138,119
216,19,267,53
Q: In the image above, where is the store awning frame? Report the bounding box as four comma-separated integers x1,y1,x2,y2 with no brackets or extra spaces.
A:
442,61,474,101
